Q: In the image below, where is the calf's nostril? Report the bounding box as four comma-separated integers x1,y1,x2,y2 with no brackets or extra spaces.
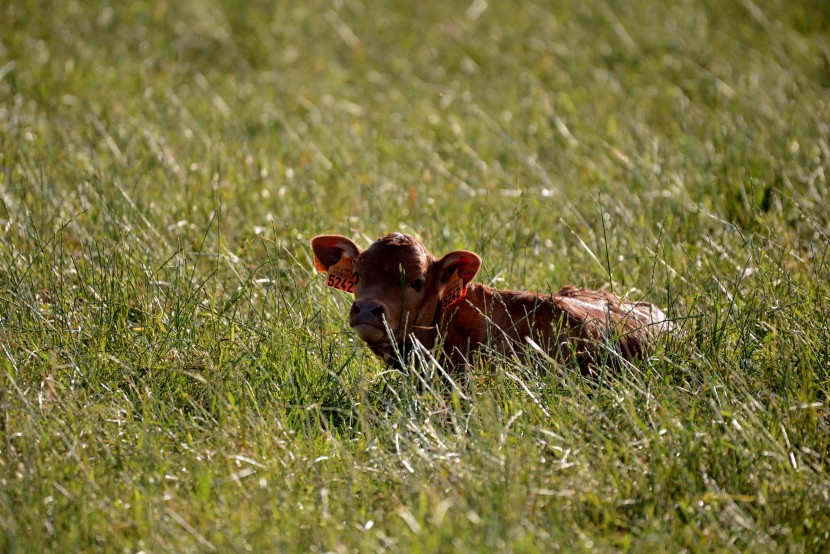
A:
371,306,383,317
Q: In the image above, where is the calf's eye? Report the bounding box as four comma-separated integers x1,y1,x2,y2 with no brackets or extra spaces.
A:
412,278,424,292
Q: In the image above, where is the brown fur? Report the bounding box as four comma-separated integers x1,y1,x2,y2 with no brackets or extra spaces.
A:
312,233,671,372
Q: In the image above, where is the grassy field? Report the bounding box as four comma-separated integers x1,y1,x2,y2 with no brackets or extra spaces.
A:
2,0,830,551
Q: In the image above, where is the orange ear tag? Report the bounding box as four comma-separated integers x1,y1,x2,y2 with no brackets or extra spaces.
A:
440,269,467,309
324,255,358,294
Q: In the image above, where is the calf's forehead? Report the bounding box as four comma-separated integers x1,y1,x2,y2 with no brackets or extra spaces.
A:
355,237,432,280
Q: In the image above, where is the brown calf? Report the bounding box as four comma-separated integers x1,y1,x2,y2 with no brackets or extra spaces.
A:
312,233,671,372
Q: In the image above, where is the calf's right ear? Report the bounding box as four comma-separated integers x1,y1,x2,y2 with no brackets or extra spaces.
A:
311,235,362,294
311,235,362,272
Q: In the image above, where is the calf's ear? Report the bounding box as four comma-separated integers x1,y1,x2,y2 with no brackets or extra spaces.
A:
435,250,481,307
437,250,481,285
311,235,362,272
311,235,362,294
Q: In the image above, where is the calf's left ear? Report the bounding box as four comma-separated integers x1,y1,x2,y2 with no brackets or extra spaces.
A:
437,250,481,285
435,250,481,307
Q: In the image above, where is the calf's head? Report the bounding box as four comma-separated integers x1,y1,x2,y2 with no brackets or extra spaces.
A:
311,233,480,363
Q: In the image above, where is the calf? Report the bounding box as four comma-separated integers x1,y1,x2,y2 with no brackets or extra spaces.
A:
312,233,671,372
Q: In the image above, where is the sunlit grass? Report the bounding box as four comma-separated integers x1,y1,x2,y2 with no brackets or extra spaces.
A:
1,0,829,551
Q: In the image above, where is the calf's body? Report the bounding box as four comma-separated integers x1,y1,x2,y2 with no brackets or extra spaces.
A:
437,283,666,370
312,233,670,372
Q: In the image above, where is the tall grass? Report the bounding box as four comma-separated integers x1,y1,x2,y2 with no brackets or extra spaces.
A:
1,0,829,551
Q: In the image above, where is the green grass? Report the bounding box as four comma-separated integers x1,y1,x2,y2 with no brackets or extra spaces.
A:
2,0,829,551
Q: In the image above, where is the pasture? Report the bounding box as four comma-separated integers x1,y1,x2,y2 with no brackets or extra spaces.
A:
1,0,829,551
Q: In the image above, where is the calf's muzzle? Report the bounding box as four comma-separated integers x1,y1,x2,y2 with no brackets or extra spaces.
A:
350,301,384,325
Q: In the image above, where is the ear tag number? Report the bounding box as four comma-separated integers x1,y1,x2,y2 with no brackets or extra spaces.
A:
324,255,358,294
441,269,466,309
